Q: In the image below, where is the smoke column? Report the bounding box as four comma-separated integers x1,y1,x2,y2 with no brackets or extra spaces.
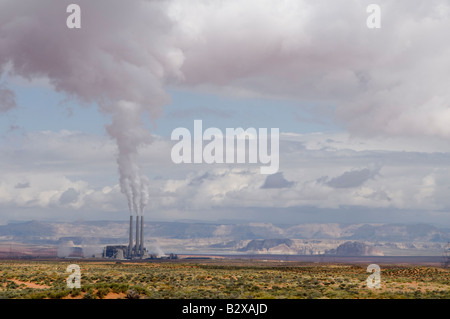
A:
0,1,184,217
140,215,144,255
105,101,151,217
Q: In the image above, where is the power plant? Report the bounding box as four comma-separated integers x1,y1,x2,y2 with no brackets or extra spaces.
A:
102,215,149,260
101,215,178,260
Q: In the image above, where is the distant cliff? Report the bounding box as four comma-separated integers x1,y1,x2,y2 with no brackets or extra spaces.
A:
0,220,447,256
325,241,384,256
238,239,294,253
1,220,447,243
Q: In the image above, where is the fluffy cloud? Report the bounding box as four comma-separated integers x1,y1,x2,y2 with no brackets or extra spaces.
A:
59,188,80,206
171,0,450,141
261,172,294,189
2,0,450,140
1,130,450,223
14,182,30,189
140,133,450,216
0,0,182,111
325,167,380,189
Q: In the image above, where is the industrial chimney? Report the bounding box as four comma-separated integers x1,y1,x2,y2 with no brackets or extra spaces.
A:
128,215,133,258
140,215,144,256
135,214,140,257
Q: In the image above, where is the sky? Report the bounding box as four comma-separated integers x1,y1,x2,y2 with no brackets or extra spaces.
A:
1,0,450,226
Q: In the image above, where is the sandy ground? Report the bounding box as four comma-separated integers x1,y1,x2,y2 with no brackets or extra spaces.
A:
8,279,50,289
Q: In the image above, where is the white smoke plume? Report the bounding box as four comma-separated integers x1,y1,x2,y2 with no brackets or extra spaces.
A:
147,240,166,258
0,0,184,215
57,240,75,258
105,100,153,215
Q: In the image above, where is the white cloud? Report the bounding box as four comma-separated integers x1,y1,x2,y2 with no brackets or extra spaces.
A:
0,129,449,223
171,0,450,142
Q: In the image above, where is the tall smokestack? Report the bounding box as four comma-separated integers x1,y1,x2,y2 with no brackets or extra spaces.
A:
128,215,133,258
135,214,140,256
140,215,144,256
